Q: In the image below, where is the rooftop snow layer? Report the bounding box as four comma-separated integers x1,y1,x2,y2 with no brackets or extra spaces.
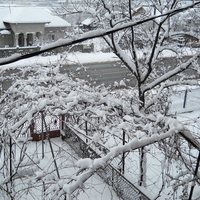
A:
3,7,50,23
0,6,70,27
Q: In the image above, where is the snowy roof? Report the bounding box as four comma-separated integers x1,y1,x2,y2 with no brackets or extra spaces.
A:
0,30,11,34
0,6,70,27
81,18,95,26
3,7,50,23
45,15,71,28
57,0,67,2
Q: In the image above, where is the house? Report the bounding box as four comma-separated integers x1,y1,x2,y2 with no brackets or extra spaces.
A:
0,6,71,48
81,18,97,30
132,6,146,17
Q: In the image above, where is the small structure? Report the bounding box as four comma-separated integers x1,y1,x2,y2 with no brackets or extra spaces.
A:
81,18,97,30
132,6,146,17
0,6,71,48
30,114,62,141
31,131,60,141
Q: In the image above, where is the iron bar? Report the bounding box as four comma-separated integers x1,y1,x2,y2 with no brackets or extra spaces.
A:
189,151,200,200
42,112,60,179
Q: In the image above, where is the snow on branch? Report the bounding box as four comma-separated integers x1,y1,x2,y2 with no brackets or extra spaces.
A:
0,2,200,66
63,118,184,195
143,51,200,92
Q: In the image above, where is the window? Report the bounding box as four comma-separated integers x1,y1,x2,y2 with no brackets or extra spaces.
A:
48,34,55,41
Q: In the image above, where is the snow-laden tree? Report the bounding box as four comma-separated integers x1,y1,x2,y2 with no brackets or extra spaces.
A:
1,58,198,199
69,0,200,192
0,62,120,199
1,0,200,199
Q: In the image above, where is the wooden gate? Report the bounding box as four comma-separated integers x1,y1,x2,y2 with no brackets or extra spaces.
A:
30,113,63,141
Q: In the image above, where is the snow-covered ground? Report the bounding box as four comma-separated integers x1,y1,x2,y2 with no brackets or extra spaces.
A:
170,87,200,114
0,46,198,69
10,137,120,200
169,88,200,199
1,52,200,199
12,103,200,200
0,52,119,70
117,88,200,199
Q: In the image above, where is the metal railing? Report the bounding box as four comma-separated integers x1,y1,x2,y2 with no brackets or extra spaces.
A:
0,43,94,58
63,126,150,200
0,46,40,58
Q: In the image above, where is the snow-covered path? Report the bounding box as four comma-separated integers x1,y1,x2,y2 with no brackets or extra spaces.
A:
11,137,120,200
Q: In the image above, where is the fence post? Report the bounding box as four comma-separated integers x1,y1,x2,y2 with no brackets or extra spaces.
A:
41,112,45,159
183,89,188,108
43,114,60,179
112,167,114,187
122,130,125,174
9,136,13,198
30,119,35,137
189,151,200,200
85,103,88,143
61,115,65,130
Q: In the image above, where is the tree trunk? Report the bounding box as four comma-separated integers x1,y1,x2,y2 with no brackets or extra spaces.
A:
139,89,147,187
139,147,147,187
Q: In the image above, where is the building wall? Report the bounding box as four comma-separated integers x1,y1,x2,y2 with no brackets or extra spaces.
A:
0,34,13,48
10,23,45,35
0,24,69,48
44,27,67,42
9,23,45,46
